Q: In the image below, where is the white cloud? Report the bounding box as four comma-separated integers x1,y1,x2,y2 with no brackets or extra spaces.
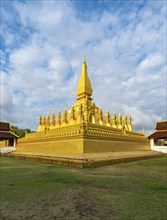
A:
139,55,165,72
0,84,13,108
122,104,162,135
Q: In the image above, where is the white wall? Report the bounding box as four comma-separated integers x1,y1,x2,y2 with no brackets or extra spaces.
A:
150,138,167,153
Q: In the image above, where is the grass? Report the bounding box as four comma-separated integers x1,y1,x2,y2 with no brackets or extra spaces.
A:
0,156,167,220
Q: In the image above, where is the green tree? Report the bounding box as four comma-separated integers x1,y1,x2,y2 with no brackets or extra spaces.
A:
11,125,33,138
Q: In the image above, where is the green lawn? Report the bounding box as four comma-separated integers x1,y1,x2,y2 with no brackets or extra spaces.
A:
0,156,167,220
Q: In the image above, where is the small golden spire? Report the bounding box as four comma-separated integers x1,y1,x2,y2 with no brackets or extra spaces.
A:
52,111,56,126
39,114,42,125
142,127,145,134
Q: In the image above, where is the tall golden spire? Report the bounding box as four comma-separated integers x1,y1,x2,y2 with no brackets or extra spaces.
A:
76,56,93,99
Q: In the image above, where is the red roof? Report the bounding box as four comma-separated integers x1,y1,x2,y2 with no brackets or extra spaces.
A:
0,122,10,131
156,121,167,130
0,131,18,139
148,120,167,139
148,131,167,139
0,122,18,139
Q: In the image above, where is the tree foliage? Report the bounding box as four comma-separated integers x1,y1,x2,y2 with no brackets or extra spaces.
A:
11,125,33,138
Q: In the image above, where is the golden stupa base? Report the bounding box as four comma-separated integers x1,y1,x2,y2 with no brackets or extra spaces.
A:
17,123,150,154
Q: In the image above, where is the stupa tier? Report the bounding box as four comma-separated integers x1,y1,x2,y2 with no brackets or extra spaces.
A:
37,111,133,132
18,57,149,153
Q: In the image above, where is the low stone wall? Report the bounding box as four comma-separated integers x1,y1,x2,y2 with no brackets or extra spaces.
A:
83,138,150,153
17,138,84,153
0,147,16,154
1,151,165,168
0,140,7,146
151,146,167,154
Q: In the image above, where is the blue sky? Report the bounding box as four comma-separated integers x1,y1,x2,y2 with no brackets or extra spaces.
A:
1,0,166,134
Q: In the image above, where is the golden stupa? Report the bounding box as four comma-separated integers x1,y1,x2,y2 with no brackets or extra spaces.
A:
18,57,149,154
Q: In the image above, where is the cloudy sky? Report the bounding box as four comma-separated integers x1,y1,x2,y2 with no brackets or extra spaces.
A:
1,0,166,134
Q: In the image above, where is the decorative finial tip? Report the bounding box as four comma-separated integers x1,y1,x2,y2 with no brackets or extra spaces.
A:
83,55,86,63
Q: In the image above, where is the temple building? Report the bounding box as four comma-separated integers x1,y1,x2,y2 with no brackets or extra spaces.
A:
148,120,167,153
17,57,150,154
0,122,18,147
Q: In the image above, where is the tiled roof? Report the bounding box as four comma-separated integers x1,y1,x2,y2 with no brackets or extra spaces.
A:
156,121,167,130
0,131,18,139
0,122,10,131
148,131,167,139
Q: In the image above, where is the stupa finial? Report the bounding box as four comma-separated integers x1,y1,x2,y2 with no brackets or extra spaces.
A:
83,55,86,64
76,56,93,99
